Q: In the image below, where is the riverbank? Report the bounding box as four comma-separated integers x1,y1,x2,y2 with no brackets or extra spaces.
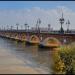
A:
0,47,50,74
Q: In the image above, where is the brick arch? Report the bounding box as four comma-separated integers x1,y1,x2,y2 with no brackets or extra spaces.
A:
29,35,40,44
42,37,61,47
21,33,27,41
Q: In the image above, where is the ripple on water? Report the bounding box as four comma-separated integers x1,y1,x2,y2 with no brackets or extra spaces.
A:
0,37,52,74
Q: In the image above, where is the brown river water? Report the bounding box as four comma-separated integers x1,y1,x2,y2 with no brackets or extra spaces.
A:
0,37,53,74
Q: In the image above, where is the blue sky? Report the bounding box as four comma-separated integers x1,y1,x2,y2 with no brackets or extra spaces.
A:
0,1,75,30
0,1,75,10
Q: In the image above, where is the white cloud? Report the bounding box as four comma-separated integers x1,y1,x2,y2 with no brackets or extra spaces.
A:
0,6,75,30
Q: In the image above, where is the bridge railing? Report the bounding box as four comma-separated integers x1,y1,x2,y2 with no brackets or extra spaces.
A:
0,29,75,34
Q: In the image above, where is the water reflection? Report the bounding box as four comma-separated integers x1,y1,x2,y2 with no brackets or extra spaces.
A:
0,37,52,73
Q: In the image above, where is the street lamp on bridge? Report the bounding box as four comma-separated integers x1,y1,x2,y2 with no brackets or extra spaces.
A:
66,19,70,33
27,25,29,32
7,25,9,30
1,26,3,30
36,18,41,32
16,23,19,30
24,23,28,31
59,12,65,34
11,25,13,30
48,24,51,32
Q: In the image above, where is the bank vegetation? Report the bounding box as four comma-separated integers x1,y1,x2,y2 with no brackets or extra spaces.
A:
52,42,75,74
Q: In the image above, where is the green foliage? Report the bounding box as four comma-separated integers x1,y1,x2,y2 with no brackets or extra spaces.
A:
52,43,75,74
51,49,66,74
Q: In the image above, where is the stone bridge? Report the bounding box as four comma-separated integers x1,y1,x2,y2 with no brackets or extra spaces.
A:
0,30,75,47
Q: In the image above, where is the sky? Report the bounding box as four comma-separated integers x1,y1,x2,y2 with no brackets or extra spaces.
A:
0,1,75,30
0,1,75,10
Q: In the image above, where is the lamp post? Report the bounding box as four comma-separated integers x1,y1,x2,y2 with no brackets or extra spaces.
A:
24,23,28,31
27,25,29,32
59,12,65,34
11,25,13,30
2,26,3,30
16,23,19,30
66,20,70,33
7,25,9,30
36,18,41,33
48,24,51,32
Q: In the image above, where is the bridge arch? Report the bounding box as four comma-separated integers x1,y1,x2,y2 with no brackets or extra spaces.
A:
20,33,27,41
29,35,40,44
42,37,61,47
13,33,27,41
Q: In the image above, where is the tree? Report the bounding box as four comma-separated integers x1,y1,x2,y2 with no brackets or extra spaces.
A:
51,48,66,74
52,43,75,74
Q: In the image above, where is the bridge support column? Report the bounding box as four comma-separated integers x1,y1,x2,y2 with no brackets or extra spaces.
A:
22,41,26,46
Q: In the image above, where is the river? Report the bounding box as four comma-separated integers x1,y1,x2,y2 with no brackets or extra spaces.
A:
0,37,53,74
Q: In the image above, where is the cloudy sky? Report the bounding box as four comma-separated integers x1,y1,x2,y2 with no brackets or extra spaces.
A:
0,1,75,30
